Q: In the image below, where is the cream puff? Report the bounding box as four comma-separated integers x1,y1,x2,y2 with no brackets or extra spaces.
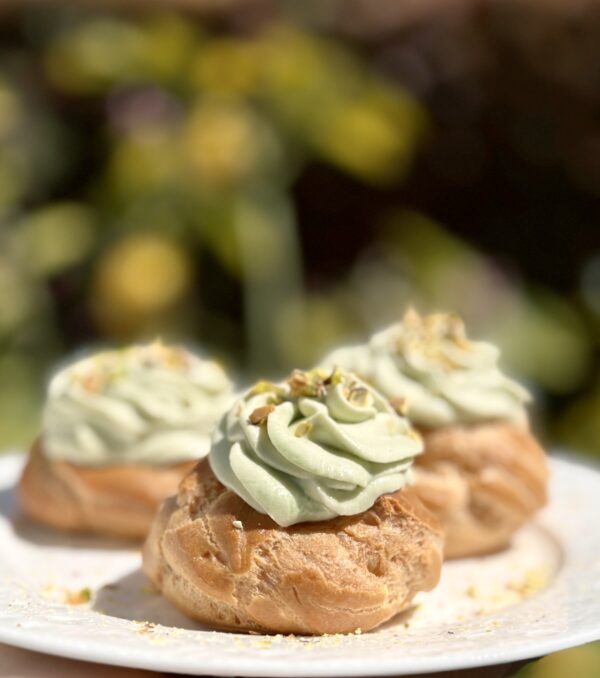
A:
19,342,233,539
143,368,443,634
322,309,548,559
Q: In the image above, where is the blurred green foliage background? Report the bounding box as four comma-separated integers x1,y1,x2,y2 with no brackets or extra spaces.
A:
0,2,598,673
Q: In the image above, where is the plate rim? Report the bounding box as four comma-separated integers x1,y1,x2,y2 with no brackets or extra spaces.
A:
0,623,598,677
0,452,599,676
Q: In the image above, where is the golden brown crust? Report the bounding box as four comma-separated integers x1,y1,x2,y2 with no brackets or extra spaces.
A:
412,422,549,559
18,439,196,539
143,459,444,635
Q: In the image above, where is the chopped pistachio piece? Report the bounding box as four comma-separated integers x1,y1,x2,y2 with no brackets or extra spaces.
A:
390,396,408,415
248,380,286,397
248,404,275,426
347,385,373,408
294,421,313,437
65,587,92,605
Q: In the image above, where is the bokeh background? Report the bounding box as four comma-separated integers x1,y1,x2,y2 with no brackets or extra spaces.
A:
0,1,598,674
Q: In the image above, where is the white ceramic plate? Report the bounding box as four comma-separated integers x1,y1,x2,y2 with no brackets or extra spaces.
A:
0,453,599,676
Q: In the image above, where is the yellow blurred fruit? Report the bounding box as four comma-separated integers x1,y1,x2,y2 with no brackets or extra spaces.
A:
313,101,403,183
313,88,425,184
258,26,424,185
181,102,259,188
90,233,192,337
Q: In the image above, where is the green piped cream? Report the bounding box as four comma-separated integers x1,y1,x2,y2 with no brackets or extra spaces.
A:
43,342,234,466
322,309,530,428
208,369,422,527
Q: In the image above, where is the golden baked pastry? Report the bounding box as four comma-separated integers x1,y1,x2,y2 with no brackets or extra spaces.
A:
321,309,549,559
19,342,233,539
144,459,443,634
19,440,195,539
144,368,444,634
412,422,548,559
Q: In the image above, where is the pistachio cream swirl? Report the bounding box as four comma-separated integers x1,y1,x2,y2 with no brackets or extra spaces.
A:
43,342,234,466
323,309,530,428
209,368,423,527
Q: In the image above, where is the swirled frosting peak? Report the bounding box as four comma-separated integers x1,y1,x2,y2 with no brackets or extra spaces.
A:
323,309,530,427
43,342,234,466
209,368,423,527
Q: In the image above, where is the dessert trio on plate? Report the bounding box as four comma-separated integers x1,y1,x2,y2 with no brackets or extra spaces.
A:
18,310,549,634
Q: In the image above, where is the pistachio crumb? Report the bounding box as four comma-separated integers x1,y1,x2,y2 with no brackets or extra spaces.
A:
323,367,343,386
287,369,327,398
81,374,105,393
390,396,408,415
65,587,92,605
294,421,313,438
136,621,157,635
249,380,285,397
347,386,372,408
248,404,275,426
